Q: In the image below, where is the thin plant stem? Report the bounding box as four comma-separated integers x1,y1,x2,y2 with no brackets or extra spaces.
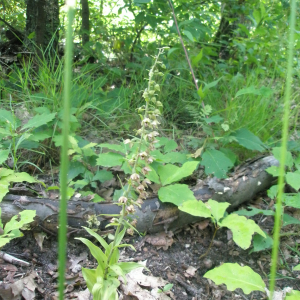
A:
199,227,218,260
167,0,205,109
58,1,75,300
269,1,296,298
104,50,164,277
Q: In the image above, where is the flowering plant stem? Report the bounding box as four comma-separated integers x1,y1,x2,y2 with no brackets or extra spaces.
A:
103,49,165,280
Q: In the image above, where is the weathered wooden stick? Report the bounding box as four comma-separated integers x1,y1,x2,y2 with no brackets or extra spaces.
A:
0,156,278,234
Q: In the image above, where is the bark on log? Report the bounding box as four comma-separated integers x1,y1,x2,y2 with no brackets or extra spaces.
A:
0,156,278,234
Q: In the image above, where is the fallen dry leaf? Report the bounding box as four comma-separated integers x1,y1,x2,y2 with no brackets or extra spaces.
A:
34,232,47,251
144,232,174,250
120,261,171,300
184,266,197,278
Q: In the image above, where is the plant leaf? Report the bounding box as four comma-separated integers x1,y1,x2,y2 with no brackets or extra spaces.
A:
99,143,127,154
272,147,293,168
251,232,273,252
282,214,300,227
96,152,124,167
157,161,199,185
0,109,14,124
200,149,233,178
158,184,196,206
206,199,230,222
204,263,265,294
235,207,274,217
82,226,109,249
0,150,9,165
233,128,265,152
5,172,38,184
179,200,211,218
93,170,114,182
4,210,36,234
75,238,107,269
286,172,300,190
21,113,56,130
220,214,265,249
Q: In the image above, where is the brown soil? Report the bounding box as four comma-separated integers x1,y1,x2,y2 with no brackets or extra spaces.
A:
1,195,300,300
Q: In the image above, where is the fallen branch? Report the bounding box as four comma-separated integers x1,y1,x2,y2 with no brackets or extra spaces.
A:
0,156,278,234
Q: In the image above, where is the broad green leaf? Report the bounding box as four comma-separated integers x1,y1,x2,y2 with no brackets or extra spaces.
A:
0,150,9,165
163,152,189,164
282,214,300,227
286,172,300,190
235,207,274,217
286,290,300,300
27,132,51,141
100,143,127,154
179,200,211,218
4,210,36,234
283,193,300,208
21,113,56,130
191,49,203,66
158,184,196,206
265,166,280,176
251,232,273,252
114,227,126,246
116,262,145,274
204,263,265,294
97,152,124,167
183,30,194,42
157,161,199,185
67,161,86,181
253,9,261,25
163,139,178,153
268,185,278,199
203,77,222,92
144,165,160,184
0,180,9,201
204,115,223,124
293,264,300,271
200,149,233,179
167,48,179,57
75,238,107,269
272,147,293,168
81,267,98,292
5,172,37,184
109,264,126,282
82,226,109,249
109,248,120,266
233,128,265,152
0,168,14,177
206,199,230,222
0,237,11,248
219,148,237,165
82,142,97,150
0,109,14,124
93,170,114,182
99,278,119,300
80,191,105,203
220,214,265,249
0,127,11,136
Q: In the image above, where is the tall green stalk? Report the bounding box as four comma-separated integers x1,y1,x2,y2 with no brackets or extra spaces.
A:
58,1,75,300
269,1,296,298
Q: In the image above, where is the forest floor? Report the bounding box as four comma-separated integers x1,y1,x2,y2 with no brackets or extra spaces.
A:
1,191,300,300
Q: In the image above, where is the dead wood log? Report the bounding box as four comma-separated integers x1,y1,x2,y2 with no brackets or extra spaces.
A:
0,156,278,234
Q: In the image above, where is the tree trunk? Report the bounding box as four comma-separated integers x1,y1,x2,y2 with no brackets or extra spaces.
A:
0,156,278,235
81,0,90,46
25,0,59,55
214,0,245,60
